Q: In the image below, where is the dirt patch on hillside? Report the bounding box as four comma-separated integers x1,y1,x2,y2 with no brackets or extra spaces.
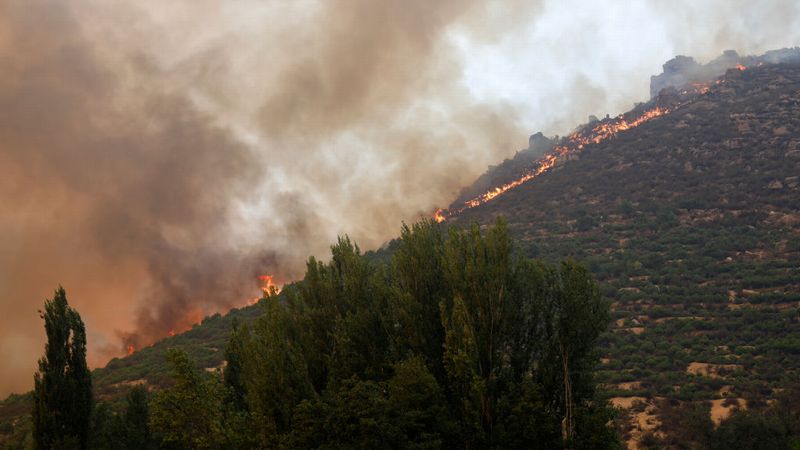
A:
686,362,743,379
611,397,647,409
617,381,644,391
612,326,646,335
653,316,710,324
611,397,662,450
710,398,747,425
110,378,147,389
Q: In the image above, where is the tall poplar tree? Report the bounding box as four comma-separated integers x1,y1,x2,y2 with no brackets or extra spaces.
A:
32,286,92,450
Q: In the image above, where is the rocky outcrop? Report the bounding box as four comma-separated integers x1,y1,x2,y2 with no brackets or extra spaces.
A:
650,48,800,98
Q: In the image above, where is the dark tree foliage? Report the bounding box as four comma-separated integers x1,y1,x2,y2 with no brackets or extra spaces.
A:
243,297,314,447
223,319,249,412
122,385,154,450
88,403,120,450
711,410,789,450
771,387,800,442
149,349,226,450
88,385,155,450
32,287,92,450
283,357,452,450
391,221,449,384
221,319,260,449
149,218,619,449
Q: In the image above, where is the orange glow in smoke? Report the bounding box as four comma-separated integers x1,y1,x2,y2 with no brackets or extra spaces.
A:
123,277,280,358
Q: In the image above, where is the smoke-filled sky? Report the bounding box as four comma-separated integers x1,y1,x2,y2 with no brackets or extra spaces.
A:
1,0,798,396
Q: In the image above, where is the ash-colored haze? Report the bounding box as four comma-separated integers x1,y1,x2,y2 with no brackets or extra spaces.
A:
1,0,799,396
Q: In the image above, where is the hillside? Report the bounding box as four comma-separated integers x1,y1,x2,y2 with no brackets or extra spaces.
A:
3,53,800,448
447,61,800,445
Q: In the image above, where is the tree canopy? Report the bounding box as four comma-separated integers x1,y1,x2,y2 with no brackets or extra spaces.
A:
32,287,92,450
25,219,622,449
209,218,620,449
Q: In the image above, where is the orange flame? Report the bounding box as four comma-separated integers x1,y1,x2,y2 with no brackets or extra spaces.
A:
436,105,671,216
127,345,135,356
689,82,710,94
245,274,281,305
736,64,746,71
258,274,280,295
168,329,175,337
434,208,446,223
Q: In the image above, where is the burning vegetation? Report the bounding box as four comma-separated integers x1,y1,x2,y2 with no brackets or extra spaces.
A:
123,274,280,355
434,69,736,222
435,104,675,221
433,50,800,224
258,275,280,295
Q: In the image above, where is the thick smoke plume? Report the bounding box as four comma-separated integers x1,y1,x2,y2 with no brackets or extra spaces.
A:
1,0,799,396
0,0,270,366
0,0,527,396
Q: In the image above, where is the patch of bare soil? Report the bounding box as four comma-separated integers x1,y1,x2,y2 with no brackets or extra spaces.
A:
710,398,747,425
110,378,147,389
611,397,663,449
617,381,643,391
686,362,743,379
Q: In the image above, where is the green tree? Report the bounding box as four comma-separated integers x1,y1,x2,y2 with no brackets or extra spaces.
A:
32,287,92,450
244,297,314,447
88,403,121,450
221,320,259,449
221,218,619,449
283,358,450,450
284,377,398,450
286,236,394,391
390,220,448,383
325,237,394,383
494,379,561,449
386,356,454,449
149,349,225,450
440,219,516,447
711,410,789,450
121,385,154,450
539,261,610,446
223,319,249,412
655,399,713,448
88,388,153,450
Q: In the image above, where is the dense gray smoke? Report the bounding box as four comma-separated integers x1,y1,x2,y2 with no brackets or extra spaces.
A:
0,0,272,366
0,0,527,396
1,0,799,396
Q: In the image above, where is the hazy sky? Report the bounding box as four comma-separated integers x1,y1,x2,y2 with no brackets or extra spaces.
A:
1,0,799,396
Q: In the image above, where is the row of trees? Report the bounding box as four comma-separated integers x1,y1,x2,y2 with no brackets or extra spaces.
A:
32,218,621,449
139,218,620,449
